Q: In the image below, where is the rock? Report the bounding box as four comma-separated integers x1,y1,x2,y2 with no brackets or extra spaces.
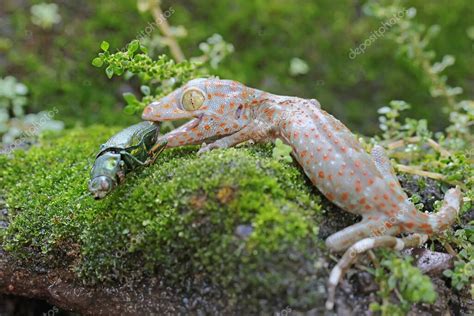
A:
403,248,454,275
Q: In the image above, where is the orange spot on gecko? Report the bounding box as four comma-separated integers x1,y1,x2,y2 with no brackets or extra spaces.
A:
358,197,366,205
420,223,431,230
355,181,362,193
265,109,275,117
405,222,415,229
318,171,325,179
326,192,335,201
368,178,375,185
204,125,211,130
217,105,225,114
341,192,349,201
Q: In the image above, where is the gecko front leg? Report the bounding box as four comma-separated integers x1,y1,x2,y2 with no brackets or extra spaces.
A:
198,120,274,154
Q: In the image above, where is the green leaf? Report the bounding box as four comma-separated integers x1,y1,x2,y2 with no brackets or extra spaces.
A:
113,65,124,76
91,57,103,67
124,105,137,115
140,44,148,54
105,65,114,79
100,41,110,52
140,85,151,95
123,92,137,105
128,40,140,55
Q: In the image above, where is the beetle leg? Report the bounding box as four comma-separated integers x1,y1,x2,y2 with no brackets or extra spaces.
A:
146,140,168,166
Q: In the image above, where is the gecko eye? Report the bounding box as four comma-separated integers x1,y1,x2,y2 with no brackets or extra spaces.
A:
181,88,205,111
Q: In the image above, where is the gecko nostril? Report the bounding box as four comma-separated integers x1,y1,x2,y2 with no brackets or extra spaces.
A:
143,106,154,116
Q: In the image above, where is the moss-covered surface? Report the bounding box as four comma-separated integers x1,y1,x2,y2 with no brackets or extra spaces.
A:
0,126,328,312
1,126,472,314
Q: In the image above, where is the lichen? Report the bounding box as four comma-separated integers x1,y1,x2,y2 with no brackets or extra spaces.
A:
0,125,327,312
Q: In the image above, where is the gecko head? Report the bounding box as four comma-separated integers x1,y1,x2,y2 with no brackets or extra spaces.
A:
142,78,253,139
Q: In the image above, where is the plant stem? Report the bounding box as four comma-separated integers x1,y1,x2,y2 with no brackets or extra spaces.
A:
150,5,185,62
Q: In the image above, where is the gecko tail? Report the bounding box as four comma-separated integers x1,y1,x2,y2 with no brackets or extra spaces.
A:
402,187,462,235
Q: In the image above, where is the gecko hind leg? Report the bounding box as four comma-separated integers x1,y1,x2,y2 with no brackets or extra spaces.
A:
325,218,399,252
325,233,428,310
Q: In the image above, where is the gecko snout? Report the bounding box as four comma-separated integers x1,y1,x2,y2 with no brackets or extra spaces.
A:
142,103,158,120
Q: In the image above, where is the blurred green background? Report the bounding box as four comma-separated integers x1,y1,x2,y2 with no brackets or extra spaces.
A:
0,0,472,135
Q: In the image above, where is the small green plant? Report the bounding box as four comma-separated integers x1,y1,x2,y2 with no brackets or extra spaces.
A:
0,76,28,119
0,76,63,145
366,3,473,292
377,100,430,142
92,40,206,114
365,0,473,150
191,34,235,69
370,253,437,315
30,2,62,30
443,227,474,292
289,57,310,76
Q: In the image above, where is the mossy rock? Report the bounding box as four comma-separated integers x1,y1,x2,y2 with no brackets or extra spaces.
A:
0,126,330,313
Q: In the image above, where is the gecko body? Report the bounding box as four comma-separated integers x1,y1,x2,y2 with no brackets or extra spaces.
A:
142,78,461,309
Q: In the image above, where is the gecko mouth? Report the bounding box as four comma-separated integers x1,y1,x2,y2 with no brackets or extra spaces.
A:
183,114,204,130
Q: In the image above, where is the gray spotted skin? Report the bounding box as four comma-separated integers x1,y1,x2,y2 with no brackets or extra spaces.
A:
142,78,462,252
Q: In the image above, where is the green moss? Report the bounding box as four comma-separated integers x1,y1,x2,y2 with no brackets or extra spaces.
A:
0,125,326,311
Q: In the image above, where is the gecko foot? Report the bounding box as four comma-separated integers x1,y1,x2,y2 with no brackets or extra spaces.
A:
197,141,222,155
325,233,428,310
